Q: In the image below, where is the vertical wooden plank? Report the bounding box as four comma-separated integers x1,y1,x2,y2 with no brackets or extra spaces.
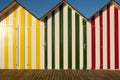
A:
27,12,32,69
45,17,48,69
114,7,119,69
68,7,72,69
59,4,64,69
91,17,96,69
52,11,55,69
20,7,25,69
63,5,68,69
107,4,110,69
75,13,80,69
83,19,87,69
13,7,17,69
36,19,40,69
4,13,9,69
55,8,60,69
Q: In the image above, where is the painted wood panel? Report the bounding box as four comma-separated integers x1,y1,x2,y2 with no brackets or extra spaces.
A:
0,4,41,69
89,4,120,70
42,3,87,69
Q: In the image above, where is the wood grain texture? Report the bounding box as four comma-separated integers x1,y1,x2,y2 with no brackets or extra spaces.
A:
0,70,120,80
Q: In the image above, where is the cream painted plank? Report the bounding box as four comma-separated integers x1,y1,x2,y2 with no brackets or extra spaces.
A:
55,8,60,69
110,5,115,69
63,5,68,69
32,16,36,69
8,10,13,69
87,21,92,69
25,10,28,69
103,7,107,69
47,14,52,69
80,16,83,69
95,13,100,69
72,10,75,69
40,21,45,69
17,6,20,69
0,17,5,69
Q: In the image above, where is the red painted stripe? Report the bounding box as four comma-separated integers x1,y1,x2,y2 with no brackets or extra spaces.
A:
99,10,103,69
107,5,110,69
114,7,119,69
91,17,96,69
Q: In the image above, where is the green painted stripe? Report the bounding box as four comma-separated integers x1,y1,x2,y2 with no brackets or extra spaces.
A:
59,4,64,69
75,13,80,69
68,7,72,69
52,11,55,69
45,17,47,69
83,19,87,70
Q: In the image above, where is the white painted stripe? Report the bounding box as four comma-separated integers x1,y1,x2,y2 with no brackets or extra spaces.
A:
110,5,115,69
3,19,5,69
25,11,28,69
95,13,100,69
40,21,45,69
8,28,13,69
17,7,20,69
0,19,2,68
119,9,120,69
55,8,60,69
16,24,19,69
80,16,83,69
32,16,36,69
72,10,75,69
1,28,5,69
0,17,5,69
8,10,13,69
63,5,68,69
47,14,52,69
39,21,41,69
103,7,107,69
87,21,92,69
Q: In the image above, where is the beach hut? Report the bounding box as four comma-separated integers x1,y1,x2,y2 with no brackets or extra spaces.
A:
0,0,40,69
88,0,120,69
1,0,120,70
40,0,88,69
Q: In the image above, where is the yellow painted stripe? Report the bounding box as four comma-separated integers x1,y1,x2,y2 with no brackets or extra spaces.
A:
36,20,40,69
20,7,25,69
13,8,17,69
4,14,9,69
28,12,32,69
